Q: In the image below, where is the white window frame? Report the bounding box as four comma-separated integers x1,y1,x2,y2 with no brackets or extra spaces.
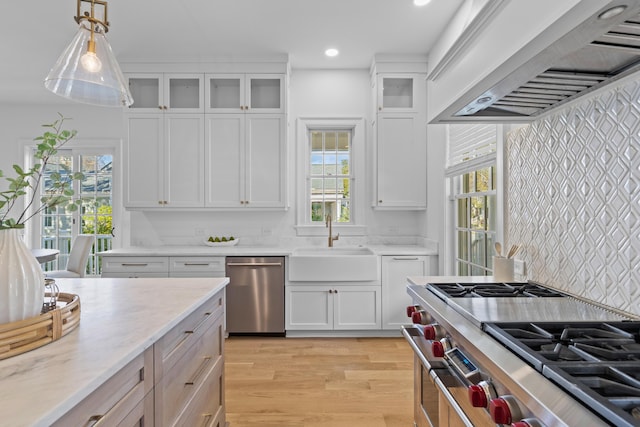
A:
443,124,505,275
295,117,366,236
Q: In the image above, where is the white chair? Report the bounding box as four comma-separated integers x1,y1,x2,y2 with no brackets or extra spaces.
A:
46,235,94,278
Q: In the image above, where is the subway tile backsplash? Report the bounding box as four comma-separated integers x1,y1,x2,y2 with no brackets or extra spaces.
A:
507,76,640,317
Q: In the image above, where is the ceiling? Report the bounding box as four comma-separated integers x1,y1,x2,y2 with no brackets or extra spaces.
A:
0,0,464,106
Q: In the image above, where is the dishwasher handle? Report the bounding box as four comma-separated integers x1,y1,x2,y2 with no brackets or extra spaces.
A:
226,262,283,267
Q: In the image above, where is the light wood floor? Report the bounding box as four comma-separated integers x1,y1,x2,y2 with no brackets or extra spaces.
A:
224,336,414,427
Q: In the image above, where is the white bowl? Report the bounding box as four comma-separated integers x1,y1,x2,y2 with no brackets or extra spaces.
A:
204,238,239,247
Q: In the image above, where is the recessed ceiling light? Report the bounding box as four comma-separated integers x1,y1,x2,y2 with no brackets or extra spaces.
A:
414,0,432,6
325,48,339,57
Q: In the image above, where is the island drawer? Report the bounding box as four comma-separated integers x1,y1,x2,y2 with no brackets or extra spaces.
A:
154,289,224,379
52,348,153,427
155,320,224,426
173,355,225,427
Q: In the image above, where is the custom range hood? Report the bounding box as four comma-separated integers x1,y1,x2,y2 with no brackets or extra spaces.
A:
451,1,640,121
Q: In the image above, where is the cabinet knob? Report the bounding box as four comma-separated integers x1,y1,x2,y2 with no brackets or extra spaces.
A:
240,106,244,110
158,106,163,110
378,200,383,203
379,106,382,111
245,105,249,110
158,200,163,205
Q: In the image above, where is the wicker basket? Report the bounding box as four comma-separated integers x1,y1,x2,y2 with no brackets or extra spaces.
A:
0,293,80,360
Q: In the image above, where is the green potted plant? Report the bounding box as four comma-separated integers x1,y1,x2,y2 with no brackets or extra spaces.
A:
0,114,84,324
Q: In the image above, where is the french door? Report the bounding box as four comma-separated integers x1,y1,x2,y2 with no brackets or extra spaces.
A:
39,149,115,276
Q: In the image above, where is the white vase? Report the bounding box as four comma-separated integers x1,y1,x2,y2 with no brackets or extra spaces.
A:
0,228,45,324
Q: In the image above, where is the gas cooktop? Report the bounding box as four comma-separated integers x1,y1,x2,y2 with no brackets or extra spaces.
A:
486,321,640,426
428,281,567,299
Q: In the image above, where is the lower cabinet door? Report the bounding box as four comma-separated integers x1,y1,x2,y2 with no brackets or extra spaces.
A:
286,286,332,330
333,286,381,330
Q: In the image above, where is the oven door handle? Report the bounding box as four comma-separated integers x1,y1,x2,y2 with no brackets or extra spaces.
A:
430,370,475,427
401,326,436,370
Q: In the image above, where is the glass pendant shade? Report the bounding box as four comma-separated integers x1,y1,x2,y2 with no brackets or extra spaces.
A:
44,23,133,107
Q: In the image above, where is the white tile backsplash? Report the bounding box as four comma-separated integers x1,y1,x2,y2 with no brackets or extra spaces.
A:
507,75,640,317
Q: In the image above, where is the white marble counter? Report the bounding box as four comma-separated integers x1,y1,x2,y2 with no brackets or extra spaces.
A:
0,277,228,427
98,244,437,257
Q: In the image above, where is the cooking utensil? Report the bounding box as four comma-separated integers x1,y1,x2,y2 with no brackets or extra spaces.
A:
494,242,503,257
506,244,520,258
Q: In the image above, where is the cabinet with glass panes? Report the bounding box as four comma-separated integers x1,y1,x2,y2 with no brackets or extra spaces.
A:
205,74,284,114
126,73,204,113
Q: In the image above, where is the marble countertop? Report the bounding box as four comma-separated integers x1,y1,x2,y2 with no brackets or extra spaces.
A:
0,277,229,427
407,275,523,286
98,244,438,257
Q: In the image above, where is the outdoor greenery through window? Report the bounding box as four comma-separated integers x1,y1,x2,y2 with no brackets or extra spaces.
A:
41,151,113,275
455,166,496,276
309,130,351,223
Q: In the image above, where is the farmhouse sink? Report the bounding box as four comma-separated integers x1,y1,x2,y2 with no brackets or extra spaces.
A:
288,246,378,282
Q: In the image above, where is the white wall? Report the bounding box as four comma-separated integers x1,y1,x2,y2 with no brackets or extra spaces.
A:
0,70,437,249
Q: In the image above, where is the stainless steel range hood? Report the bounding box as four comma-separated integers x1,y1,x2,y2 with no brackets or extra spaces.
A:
452,1,640,121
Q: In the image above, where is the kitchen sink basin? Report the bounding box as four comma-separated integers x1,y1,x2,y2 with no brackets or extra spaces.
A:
288,246,378,282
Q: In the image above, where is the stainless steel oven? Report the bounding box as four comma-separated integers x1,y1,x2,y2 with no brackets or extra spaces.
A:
402,279,631,427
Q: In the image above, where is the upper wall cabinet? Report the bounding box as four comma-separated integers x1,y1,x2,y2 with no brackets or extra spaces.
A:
127,73,204,113
376,75,419,114
205,74,285,114
371,56,427,210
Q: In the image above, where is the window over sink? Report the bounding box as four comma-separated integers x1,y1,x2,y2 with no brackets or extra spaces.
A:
295,118,366,236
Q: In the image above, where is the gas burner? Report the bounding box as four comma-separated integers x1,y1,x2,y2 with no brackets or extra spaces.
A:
486,322,640,367
427,282,568,300
542,362,640,427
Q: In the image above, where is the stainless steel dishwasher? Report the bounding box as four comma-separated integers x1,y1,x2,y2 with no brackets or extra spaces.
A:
225,256,285,335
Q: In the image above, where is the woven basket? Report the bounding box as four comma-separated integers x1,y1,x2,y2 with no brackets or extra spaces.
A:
0,293,80,360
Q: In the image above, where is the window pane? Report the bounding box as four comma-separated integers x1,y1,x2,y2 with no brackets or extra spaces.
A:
458,231,469,261
470,232,485,267
471,196,485,230
476,167,490,192
457,199,468,228
308,129,353,224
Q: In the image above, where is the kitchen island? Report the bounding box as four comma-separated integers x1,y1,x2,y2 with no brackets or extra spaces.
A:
0,277,228,427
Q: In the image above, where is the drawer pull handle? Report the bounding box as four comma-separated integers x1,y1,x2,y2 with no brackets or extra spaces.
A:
183,263,211,266
185,312,212,334
87,414,103,426
200,413,212,427
226,262,282,267
186,356,212,385
392,257,419,261
121,263,149,267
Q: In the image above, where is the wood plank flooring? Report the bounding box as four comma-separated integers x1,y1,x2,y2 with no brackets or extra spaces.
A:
224,337,414,427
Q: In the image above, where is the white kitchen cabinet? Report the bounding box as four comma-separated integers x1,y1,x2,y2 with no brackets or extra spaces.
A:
124,114,205,208
127,73,204,113
381,255,435,330
205,74,284,114
101,255,226,278
286,285,381,330
371,60,427,210
204,113,286,208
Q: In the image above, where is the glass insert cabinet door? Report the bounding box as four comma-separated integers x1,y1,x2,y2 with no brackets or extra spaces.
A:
376,75,416,113
205,74,284,113
127,73,203,113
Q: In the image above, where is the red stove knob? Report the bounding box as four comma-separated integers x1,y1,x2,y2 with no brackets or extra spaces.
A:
468,385,488,407
411,311,428,325
406,305,419,317
423,324,437,340
468,380,497,408
432,341,445,357
490,396,522,425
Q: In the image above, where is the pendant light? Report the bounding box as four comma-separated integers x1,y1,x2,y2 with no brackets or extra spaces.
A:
44,0,133,107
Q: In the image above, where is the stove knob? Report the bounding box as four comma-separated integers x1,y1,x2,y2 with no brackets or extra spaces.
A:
468,380,497,408
423,324,444,340
511,419,544,427
411,310,429,325
490,396,522,425
406,305,419,317
431,341,445,357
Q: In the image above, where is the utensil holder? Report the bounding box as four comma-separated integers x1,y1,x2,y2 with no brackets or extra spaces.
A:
493,256,514,281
